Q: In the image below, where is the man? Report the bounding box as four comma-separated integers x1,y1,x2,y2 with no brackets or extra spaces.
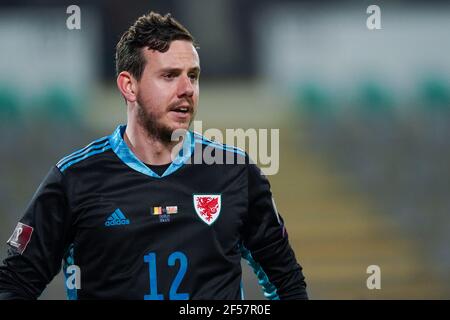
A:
0,12,307,300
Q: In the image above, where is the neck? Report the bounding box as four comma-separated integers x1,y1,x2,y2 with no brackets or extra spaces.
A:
124,121,180,165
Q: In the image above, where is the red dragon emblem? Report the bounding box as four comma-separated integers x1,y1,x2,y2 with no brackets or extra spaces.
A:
193,195,221,225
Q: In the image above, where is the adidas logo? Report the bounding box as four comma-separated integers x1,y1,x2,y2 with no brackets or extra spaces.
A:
105,209,130,227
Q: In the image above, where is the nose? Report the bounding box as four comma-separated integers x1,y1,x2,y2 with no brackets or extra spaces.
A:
177,74,194,98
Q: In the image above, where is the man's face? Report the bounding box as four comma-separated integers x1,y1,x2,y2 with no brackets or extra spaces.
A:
135,40,200,142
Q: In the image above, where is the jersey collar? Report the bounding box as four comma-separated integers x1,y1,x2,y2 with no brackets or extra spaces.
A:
108,125,194,178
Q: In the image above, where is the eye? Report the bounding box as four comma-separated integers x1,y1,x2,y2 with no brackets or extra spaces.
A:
189,73,199,81
163,73,176,80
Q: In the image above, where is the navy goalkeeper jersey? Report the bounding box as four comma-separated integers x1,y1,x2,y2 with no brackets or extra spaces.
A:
0,125,307,300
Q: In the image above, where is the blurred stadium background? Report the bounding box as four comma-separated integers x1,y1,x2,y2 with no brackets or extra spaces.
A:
1,0,449,299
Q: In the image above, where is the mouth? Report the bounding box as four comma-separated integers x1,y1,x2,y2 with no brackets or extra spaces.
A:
171,106,190,114
169,103,193,117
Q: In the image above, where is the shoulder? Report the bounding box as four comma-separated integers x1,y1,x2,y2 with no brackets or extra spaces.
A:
56,135,112,173
192,132,247,159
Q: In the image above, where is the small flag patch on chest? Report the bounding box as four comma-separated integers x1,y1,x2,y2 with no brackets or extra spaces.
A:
166,206,178,214
152,206,178,215
153,206,162,215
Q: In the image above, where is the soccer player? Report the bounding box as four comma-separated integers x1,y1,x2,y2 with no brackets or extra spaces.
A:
0,12,308,300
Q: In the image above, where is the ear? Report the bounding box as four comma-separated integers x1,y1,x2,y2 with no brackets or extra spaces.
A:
117,71,137,103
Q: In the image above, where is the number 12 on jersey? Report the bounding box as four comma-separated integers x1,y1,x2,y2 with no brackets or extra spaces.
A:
144,251,189,300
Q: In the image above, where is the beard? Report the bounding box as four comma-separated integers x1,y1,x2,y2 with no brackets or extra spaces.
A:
136,98,195,144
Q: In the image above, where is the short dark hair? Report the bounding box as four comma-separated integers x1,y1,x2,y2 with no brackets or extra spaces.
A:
115,12,197,80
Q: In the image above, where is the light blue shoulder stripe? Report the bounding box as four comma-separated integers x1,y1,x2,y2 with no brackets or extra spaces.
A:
57,136,109,167
193,132,245,155
195,138,245,156
194,136,246,157
58,140,110,169
59,141,111,172
194,133,246,154
240,245,280,300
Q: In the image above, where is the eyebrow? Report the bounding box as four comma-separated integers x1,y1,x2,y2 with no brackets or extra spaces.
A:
159,67,201,74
